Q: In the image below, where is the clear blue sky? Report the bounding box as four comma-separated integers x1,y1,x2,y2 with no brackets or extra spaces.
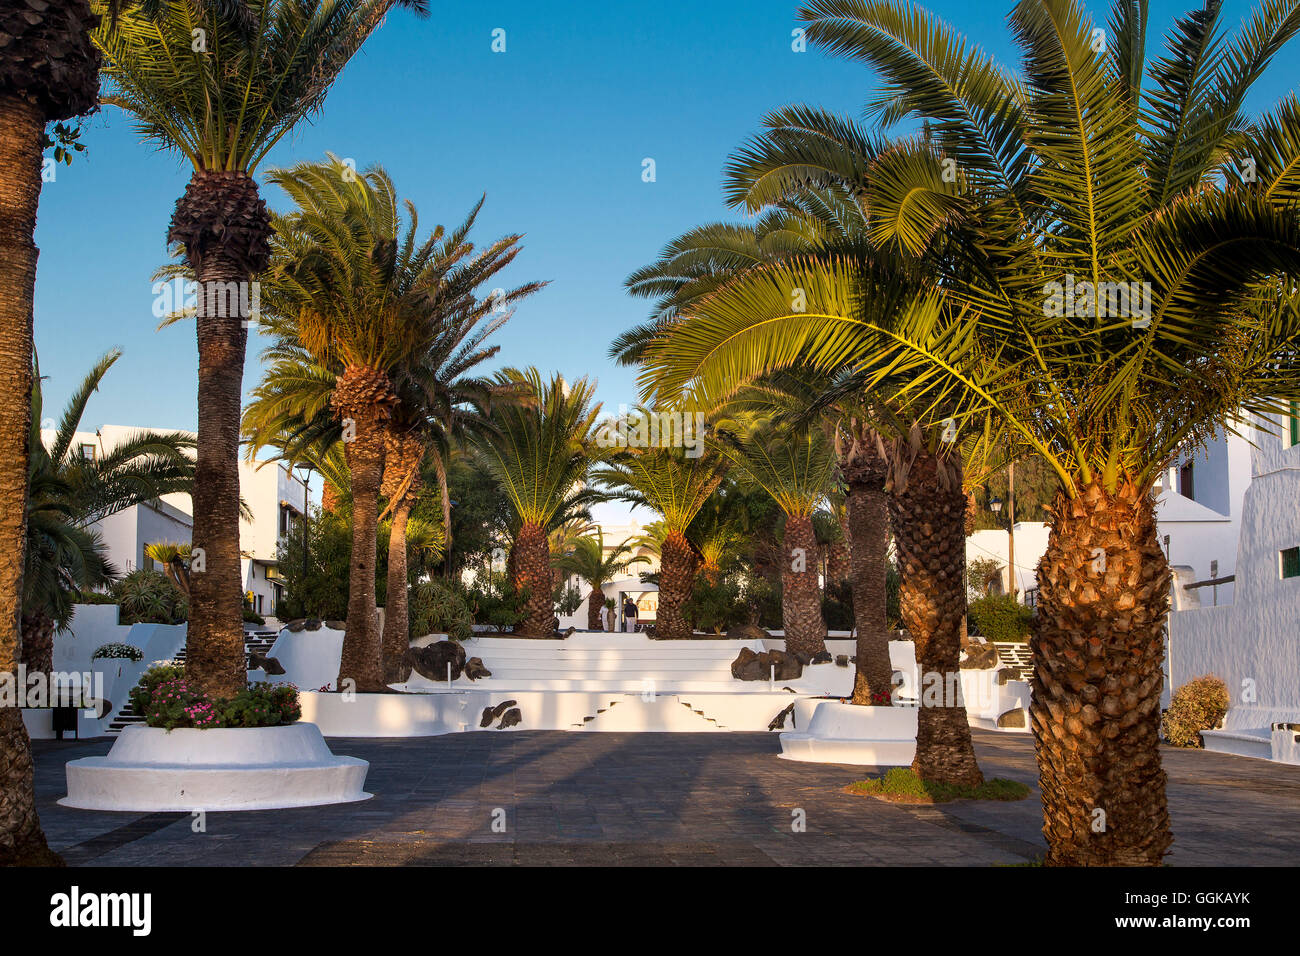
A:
32,0,1294,440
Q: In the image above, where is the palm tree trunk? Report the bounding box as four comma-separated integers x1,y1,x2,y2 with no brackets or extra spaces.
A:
339,417,386,692
19,610,54,676
1033,481,1172,866
781,513,827,659
183,252,252,701
0,91,61,867
512,521,553,636
321,480,341,513
846,476,893,704
432,450,451,553
381,499,413,683
587,586,605,630
657,530,696,639
890,442,983,787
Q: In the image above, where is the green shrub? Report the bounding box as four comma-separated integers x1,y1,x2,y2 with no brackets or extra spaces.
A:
822,579,854,631
410,579,475,641
968,594,1033,642
687,575,749,634
113,569,188,625
464,573,527,633
76,591,119,606
1162,675,1229,747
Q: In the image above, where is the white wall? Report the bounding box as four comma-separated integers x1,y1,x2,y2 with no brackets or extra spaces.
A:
1167,416,1300,730
966,522,1049,600
1155,426,1252,605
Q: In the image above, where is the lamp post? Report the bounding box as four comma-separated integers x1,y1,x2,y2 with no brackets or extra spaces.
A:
295,462,315,582
989,464,1017,598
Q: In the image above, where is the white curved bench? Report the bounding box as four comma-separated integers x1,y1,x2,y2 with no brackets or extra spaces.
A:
779,701,917,765
61,722,370,811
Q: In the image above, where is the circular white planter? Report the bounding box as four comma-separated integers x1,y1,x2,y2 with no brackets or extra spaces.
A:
60,722,370,811
779,700,918,765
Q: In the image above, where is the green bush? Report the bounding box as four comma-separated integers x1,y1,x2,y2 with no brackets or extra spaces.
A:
129,663,300,731
1162,675,1229,747
968,594,1033,642
464,572,527,633
76,591,119,606
112,569,188,625
410,579,475,641
687,575,749,634
822,579,854,631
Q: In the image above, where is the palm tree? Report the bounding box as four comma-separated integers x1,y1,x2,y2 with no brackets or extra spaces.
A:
787,0,1300,864
622,205,906,707
556,531,649,630
644,0,1300,863
475,369,602,636
92,0,427,699
594,431,727,640
629,127,1000,782
256,157,538,689
23,350,195,674
709,412,837,658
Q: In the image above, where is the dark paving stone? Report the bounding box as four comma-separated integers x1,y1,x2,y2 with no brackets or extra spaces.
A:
28,729,1300,866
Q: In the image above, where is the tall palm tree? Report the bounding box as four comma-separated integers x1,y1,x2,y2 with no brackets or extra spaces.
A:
594,433,727,640
0,0,107,869
474,369,603,636
92,0,427,699
709,412,837,658
556,531,649,630
257,157,539,689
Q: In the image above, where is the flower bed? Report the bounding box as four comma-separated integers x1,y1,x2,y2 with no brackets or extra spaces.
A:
91,641,144,662
130,663,301,730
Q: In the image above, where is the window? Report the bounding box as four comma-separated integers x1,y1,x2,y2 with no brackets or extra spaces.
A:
1178,460,1194,501
1291,402,1300,448
78,443,95,461
1282,547,1300,580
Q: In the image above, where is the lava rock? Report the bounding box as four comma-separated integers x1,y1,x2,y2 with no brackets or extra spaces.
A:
403,640,467,681
810,649,832,665
480,699,519,727
248,653,286,675
498,707,523,729
324,620,346,631
463,657,492,680
961,642,1001,669
730,647,803,682
767,702,796,731
997,708,1026,728
835,654,850,668
725,623,770,641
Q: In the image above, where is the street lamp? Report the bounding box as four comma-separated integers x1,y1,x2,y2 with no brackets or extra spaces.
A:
988,465,1017,598
294,462,315,582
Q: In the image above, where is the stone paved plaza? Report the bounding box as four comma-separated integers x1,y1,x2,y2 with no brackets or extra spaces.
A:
29,729,1300,866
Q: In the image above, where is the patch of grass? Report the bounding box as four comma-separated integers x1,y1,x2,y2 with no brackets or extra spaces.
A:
845,767,1031,804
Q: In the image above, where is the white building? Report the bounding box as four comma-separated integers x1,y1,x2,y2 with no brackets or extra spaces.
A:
1165,412,1300,760
966,522,1050,600
965,427,1252,607
49,425,307,621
